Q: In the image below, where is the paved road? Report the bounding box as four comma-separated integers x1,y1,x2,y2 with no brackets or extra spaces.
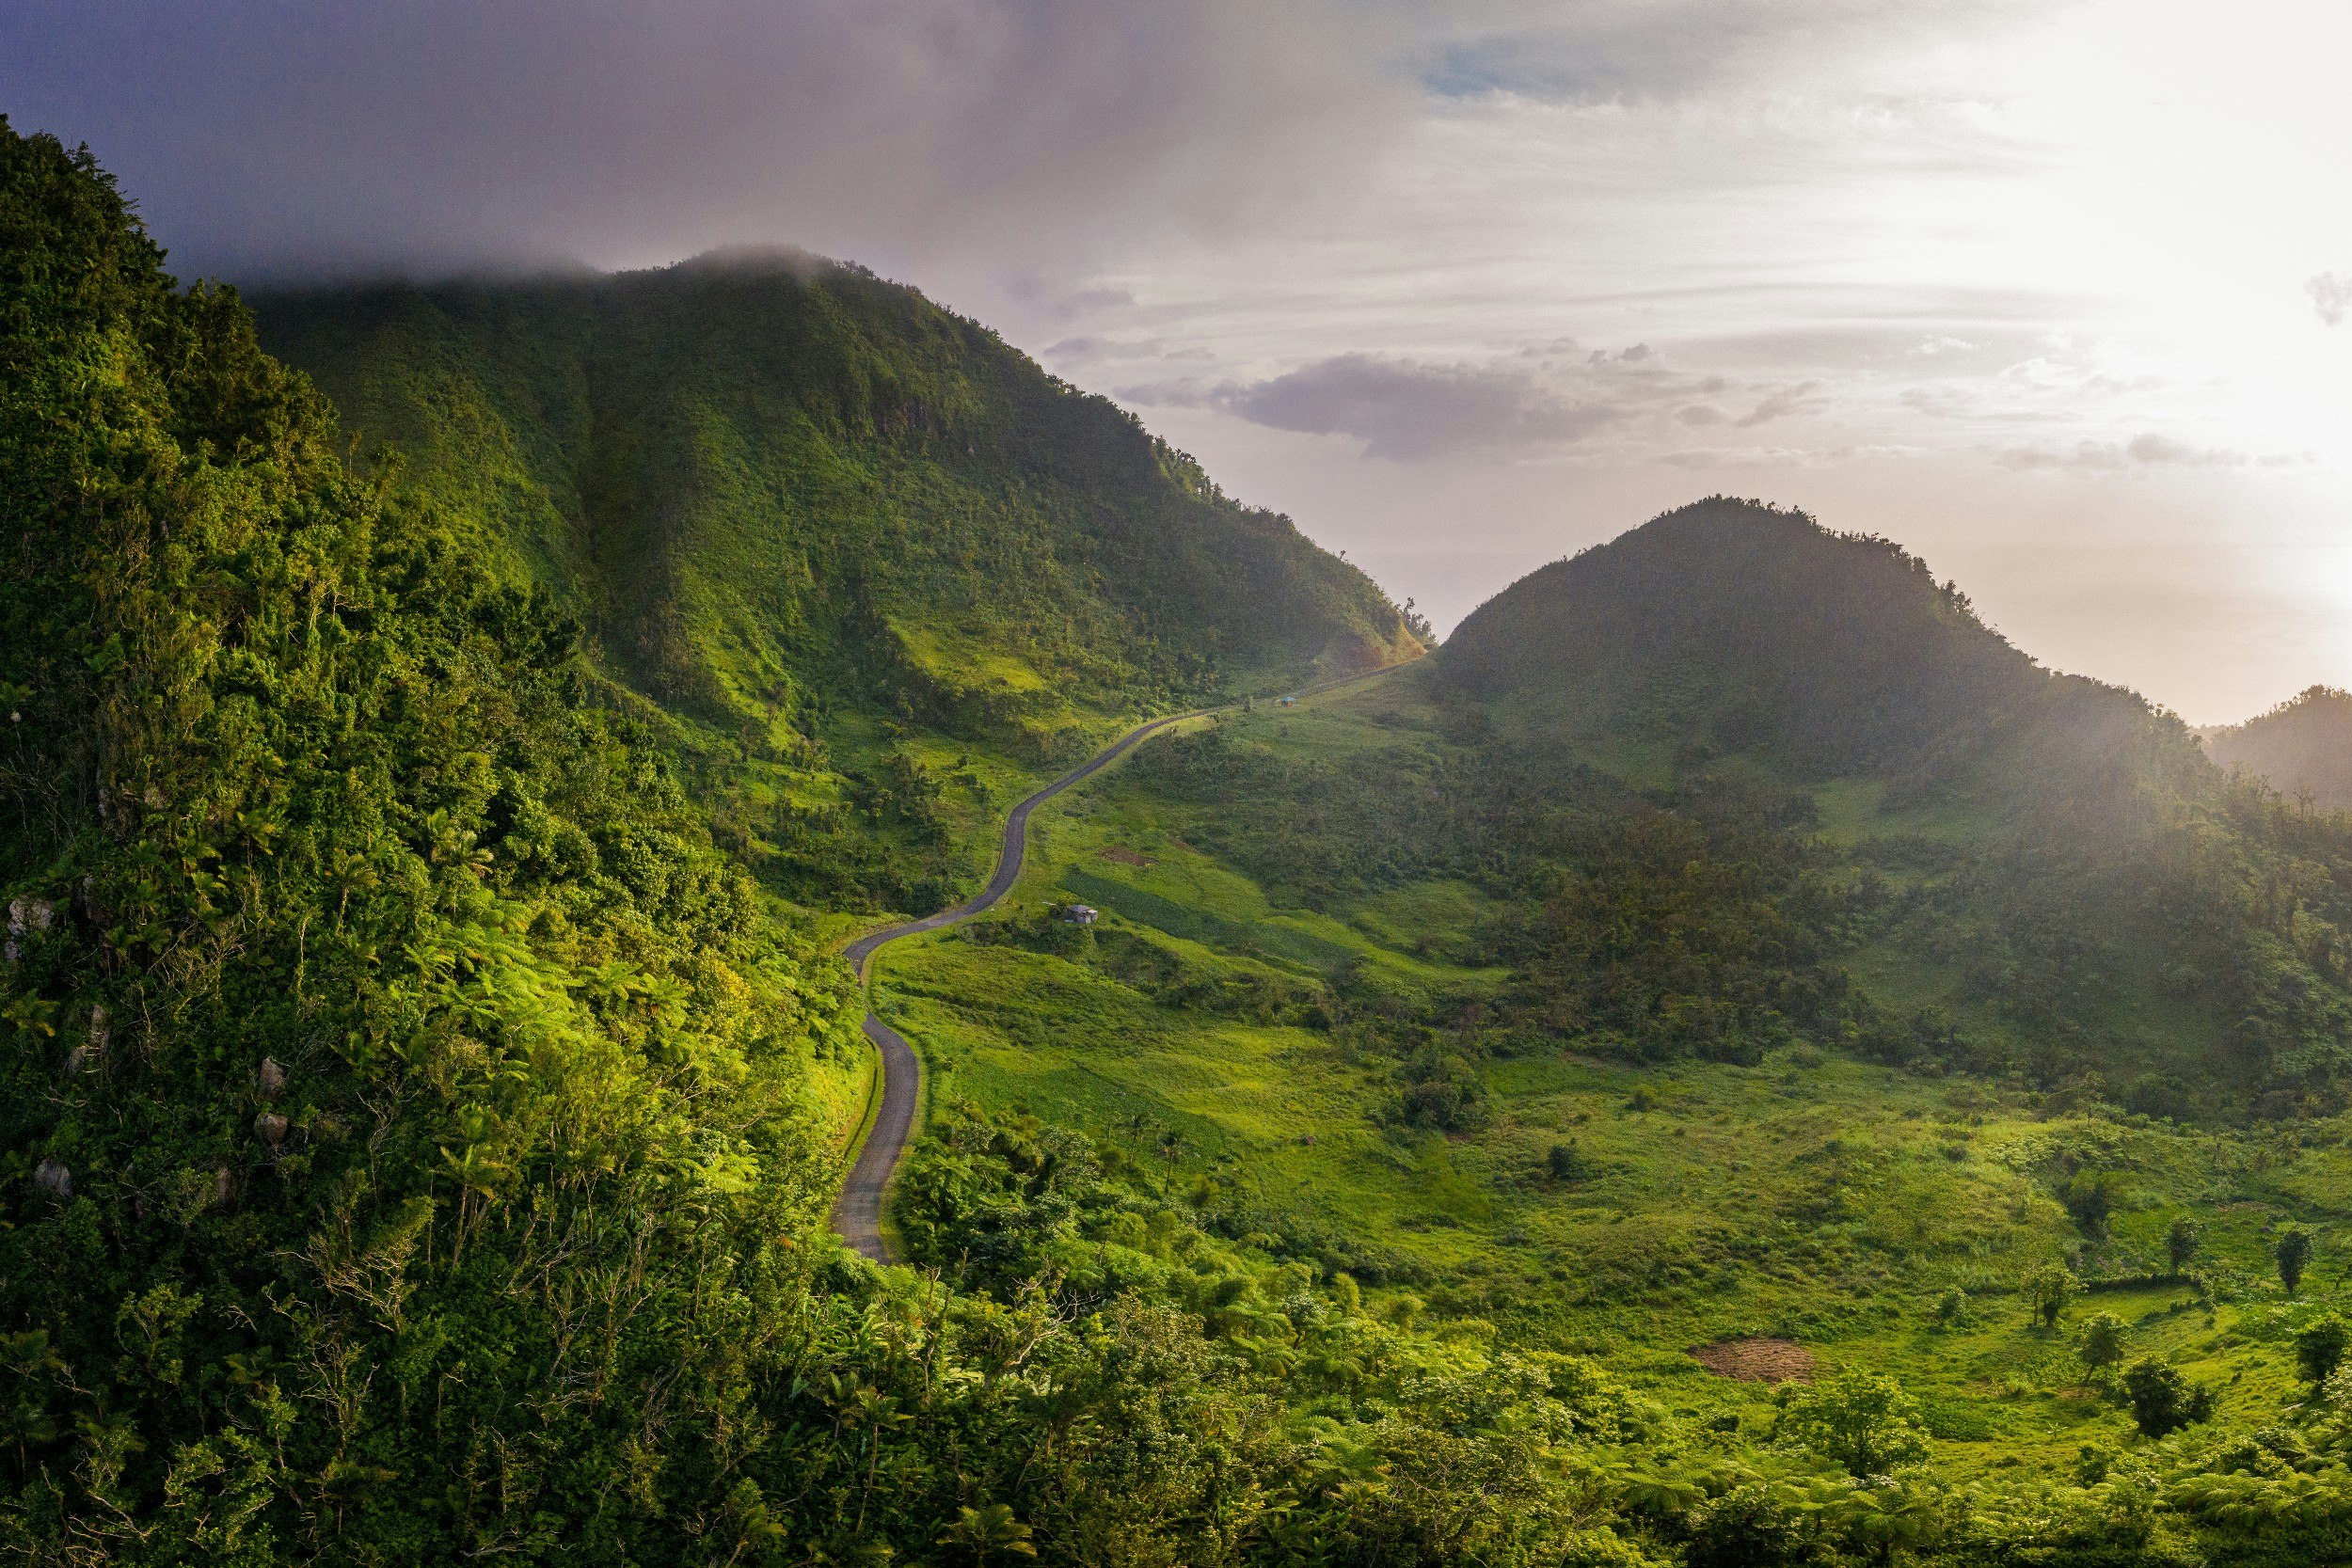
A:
827,657,1420,1261
828,707,1215,1259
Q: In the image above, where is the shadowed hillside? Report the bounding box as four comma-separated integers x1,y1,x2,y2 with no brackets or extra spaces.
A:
1439,497,2192,822
1324,499,2352,1116
2203,686,2352,810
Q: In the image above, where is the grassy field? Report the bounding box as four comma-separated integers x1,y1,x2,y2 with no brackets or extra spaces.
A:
871,675,2352,1482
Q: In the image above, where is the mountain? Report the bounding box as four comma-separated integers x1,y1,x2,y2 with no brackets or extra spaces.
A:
250,261,1419,909
1424,499,2352,1114
2201,686,2352,810
254,257,1418,727
1439,496,2185,807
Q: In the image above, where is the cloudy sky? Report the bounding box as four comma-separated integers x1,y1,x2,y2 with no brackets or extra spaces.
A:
8,0,2349,721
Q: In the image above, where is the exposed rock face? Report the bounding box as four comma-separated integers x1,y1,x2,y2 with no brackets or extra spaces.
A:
32,1160,70,1199
254,1113,289,1148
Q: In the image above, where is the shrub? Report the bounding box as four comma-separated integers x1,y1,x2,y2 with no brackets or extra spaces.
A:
2022,1262,2082,1328
1394,1050,1489,1132
2322,1361,2352,1417
1684,1484,1824,1568
2077,1311,2128,1376
2120,1357,2215,1437
2296,1314,2350,1386
2277,1227,2315,1295
2167,1215,2201,1274
2060,1171,2118,1239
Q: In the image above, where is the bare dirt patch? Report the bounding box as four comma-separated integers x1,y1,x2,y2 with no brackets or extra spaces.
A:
1689,1338,1815,1385
1098,846,1155,868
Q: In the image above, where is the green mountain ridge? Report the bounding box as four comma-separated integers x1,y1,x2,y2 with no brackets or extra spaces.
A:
251,259,1420,911
1431,499,2352,1112
252,259,1417,733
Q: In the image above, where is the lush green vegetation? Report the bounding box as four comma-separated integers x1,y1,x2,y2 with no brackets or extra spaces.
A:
251,259,1421,914
872,506,2352,1563
0,122,1555,1568
25,116,2352,1564
1430,499,2352,1117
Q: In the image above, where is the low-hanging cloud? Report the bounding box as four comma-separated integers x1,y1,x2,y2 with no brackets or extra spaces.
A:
3,0,2061,287
1,0,1405,281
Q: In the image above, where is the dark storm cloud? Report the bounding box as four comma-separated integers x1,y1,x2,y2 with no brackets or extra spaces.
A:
0,0,1403,280
1,1,2061,284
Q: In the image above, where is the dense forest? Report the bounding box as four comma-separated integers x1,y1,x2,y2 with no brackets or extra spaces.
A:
1398,500,2352,1116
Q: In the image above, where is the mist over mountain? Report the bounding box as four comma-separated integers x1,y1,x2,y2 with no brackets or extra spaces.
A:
2201,686,2352,811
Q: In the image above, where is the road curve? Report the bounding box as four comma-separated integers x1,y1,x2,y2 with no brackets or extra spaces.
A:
827,657,1422,1261
828,706,1214,1260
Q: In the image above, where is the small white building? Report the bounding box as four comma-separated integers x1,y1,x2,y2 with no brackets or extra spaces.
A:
1062,904,1098,926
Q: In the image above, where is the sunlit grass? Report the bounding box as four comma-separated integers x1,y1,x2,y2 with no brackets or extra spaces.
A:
875,676,2352,1476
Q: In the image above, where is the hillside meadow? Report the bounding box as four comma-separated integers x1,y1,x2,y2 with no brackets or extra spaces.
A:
876,665,2352,1523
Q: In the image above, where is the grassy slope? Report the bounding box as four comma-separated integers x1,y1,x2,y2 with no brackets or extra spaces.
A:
877,671,2352,1484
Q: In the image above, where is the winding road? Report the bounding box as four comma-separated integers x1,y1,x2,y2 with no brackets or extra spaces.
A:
827,658,1418,1261
828,706,1214,1259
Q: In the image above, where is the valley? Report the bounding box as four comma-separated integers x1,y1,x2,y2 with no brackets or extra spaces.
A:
877,666,2348,1492
12,117,2352,1565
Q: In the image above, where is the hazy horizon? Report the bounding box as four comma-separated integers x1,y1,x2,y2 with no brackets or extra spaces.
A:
8,0,2345,724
